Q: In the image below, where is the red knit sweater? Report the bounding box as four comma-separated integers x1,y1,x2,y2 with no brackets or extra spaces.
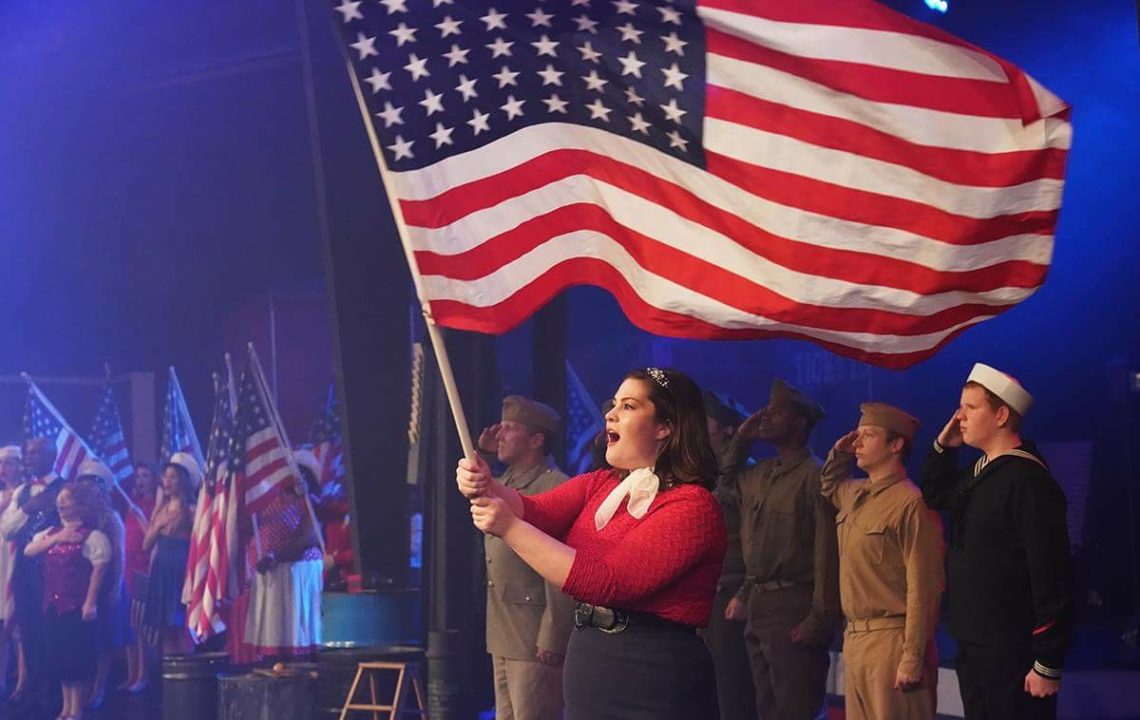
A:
519,469,726,627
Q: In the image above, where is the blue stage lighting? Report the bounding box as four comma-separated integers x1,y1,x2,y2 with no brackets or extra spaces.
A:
924,0,949,12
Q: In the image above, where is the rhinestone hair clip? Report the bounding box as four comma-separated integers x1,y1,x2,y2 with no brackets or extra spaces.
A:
646,367,669,388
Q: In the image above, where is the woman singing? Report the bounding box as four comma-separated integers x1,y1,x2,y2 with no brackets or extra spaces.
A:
457,367,726,720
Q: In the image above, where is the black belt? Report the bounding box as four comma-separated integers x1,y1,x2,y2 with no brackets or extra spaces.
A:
573,602,695,634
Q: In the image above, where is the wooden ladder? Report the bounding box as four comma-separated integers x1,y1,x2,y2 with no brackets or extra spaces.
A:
338,661,429,720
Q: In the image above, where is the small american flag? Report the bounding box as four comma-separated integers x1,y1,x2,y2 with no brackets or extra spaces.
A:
23,376,96,480
564,361,603,475
309,384,346,486
236,350,297,515
161,367,205,468
331,0,1070,368
185,368,241,642
89,379,135,485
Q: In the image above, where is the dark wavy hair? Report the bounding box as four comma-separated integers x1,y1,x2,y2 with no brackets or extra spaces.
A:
623,368,718,491
161,462,198,503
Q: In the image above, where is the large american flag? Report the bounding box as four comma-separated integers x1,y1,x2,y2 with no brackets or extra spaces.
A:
185,371,240,642
309,384,346,486
23,377,96,480
161,367,205,468
236,351,297,515
89,380,135,485
331,0,1070,368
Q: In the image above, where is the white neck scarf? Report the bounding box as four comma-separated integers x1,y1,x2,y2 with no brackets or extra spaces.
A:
594,467,660,531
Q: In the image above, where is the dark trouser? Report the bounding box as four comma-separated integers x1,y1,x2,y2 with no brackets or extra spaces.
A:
701,587,757,720
564,622,717,720
956,642,1057,720
744,585,830,720
11,555,55,715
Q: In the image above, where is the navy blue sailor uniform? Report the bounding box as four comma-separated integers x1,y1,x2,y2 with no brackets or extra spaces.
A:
922,440,1072,720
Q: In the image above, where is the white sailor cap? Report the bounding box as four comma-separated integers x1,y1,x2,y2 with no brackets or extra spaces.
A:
0,446,21,462
966,363,1033,416
168,452,203,488
77,459,115,485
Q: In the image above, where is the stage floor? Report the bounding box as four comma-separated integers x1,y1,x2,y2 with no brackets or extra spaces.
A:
2,619,1138,720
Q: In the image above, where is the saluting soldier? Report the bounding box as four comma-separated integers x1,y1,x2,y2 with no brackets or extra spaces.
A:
822,403,945,719
701,391,757,720
477,396,576,720
722,379,839,720
922,364,1072,720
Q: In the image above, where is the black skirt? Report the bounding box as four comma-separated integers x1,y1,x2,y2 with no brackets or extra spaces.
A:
563,622,718,720
45,608,98,682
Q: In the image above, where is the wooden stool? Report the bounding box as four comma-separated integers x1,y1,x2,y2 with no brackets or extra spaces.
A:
338,661,428,720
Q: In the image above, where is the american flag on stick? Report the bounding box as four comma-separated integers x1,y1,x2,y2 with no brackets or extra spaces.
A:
309,383,346,487
22,374,97,480
238,346,303,516
184,364,240,642
89,372,136,485
161,367,205,468
330,0,1070,368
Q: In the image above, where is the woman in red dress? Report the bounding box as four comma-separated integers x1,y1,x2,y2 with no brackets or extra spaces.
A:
120,462,156,693
457,367,727,720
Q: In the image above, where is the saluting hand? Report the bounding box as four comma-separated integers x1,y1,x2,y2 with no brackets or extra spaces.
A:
456,456,492,499
937,412,963,448
833,430,859,455
735,409,765,441
469,495,515,537
477,424,502,455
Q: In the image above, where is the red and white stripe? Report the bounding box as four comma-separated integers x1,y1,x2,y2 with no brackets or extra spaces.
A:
243,426,293,514
311,440,343,486
53,428,93,480
183,483,213,633
386,0,1070,368
195,469,238,639
101,436,132,483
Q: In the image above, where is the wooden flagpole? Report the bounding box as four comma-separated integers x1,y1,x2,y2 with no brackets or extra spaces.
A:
338,55,477,464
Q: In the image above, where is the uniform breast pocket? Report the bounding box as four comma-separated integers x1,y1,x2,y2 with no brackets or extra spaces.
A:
854,517,889,567
502,583,545,607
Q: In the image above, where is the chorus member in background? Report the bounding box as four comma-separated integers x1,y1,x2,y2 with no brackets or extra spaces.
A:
823,404,944,720
74,460,131,709
922,364,1072,720
120,462,157,693
0,445,24,699
238,450,324,663
316,479,353,592
699,391,757,720
0,437,65,714
474,396,574,720
142,454,199,656
722,380,839,720
458,367,726,720
25,482,111,720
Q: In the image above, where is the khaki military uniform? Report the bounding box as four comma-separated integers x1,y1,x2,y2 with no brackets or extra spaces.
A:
701,448,758,720
485,457,575,720
725,437,840,720
822,449,945,720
